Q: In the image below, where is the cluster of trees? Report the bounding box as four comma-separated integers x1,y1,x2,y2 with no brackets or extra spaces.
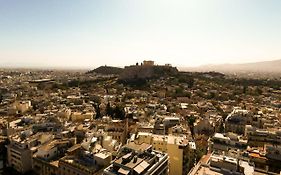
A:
194,135,209,161
176,73,195,88
174,87,192,98
187,115,196,137
48,77,116,91
66,77,114,88
93,102,126,120
105,102,126,120
93,103,101,119
118,78,148,88
207,75,281,91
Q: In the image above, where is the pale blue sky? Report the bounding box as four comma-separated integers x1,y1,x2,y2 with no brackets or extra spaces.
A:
0,0,281,68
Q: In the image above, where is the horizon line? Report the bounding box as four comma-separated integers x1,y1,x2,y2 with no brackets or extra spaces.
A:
0,58,280,70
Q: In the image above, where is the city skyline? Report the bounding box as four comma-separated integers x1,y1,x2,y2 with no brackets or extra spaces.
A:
1,0,281,68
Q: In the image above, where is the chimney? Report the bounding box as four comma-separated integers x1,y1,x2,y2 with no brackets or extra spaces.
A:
133,156,138,163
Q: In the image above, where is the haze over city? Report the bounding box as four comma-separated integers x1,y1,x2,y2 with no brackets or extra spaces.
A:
1,0,281,68
1,1,281,175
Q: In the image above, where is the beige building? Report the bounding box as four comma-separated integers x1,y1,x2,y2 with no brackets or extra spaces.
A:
70,112,94,122
58,149,111,175
7,132,53,173
245,125,281,147
104,142,168,175
11,101,32,114
102,135,120,152
135,132,190,175
209,132,247,152
57,108,71,120
143,60,154,66
33,158,59,175
188,153,254,175
95,119,128,144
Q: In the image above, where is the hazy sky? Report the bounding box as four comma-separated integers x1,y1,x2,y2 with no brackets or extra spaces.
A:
0,0,281,68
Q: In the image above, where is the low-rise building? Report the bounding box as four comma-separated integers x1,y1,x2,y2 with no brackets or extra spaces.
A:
135,132,191,175
225,108,253,135
188,153,254,175
33,138,75,175
104,142,168,175
59,149,111,175
209,133,248,152
7,132,54,173
70,112,94,122
245,125,281,147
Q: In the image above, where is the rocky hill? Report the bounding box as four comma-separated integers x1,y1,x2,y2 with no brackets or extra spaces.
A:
119,65,178,82
87,66,123,75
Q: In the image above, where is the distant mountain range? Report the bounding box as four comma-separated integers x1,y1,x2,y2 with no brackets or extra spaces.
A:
181,59,281,74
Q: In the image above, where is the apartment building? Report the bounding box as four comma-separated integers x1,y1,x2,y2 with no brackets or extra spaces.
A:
245,125,281,147
58,149,111,175
104,142,168,175
188,153,254,175
225,108,253,135
7,132,53,173
209,132,247,152
135,132,190,175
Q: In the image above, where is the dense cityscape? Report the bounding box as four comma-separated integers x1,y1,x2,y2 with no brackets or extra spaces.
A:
0,60,280,175
1,1,281,174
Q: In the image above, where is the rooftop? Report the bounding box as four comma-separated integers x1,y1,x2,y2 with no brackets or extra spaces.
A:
104,142,168,175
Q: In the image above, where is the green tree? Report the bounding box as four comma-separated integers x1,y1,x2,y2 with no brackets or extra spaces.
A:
218,122,224,133
105,102,114,116
187,115,196,137
113,105,125,120
255,87,263,95
243,86,247,94
187,115,196,127
94,103,101,119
